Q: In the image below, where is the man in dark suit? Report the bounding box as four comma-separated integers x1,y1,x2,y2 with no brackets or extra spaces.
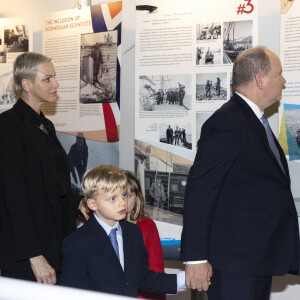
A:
60,165,184,297
166,125,173,144
181,46,300,300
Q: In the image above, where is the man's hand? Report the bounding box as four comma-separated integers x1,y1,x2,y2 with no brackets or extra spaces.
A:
29,255,56,284
185,262,212,292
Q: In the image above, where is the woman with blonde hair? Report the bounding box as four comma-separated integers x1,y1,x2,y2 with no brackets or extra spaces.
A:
0,52,81,284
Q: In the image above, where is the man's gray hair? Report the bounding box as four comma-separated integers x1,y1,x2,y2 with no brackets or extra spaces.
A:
232,46,271,90
13,52,52,92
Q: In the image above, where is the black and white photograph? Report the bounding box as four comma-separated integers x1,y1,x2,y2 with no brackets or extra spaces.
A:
80,30,118,104
196,23,221,41
139,74,192,111
196,111,214,142
159,123,192,150
230,71,233,98
135,140,192,218
196,72,227,101
0,70,17,105
3,25,29,56
57,131,119,194
196,46,221,65
196,47,205,65
223,20,253,64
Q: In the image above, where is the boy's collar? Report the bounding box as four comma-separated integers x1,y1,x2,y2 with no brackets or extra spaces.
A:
93,212,121,235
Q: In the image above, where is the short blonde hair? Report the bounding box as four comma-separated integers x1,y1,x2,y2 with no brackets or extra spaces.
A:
13,52,52,92
81,165,127,199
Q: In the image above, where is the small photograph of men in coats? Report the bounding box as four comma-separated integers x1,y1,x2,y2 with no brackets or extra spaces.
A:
159,123,192,150
196,72,227,101
80,30,117,104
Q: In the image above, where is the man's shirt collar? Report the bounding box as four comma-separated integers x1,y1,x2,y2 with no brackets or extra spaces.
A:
235,92,264,120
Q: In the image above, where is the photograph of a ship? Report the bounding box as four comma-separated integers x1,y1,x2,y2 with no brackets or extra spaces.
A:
223,20,253,64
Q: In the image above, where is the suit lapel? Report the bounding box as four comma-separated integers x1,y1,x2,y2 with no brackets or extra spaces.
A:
87,214,124,271
274,135,291,183
120,221,133,272
232,95,289,182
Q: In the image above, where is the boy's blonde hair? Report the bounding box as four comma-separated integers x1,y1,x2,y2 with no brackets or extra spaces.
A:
81,165,127,199
125,171,149,221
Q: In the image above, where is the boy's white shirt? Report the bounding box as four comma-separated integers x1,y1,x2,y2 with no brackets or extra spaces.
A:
93,212,124,269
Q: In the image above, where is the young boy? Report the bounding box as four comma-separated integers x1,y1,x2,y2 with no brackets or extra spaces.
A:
59,165,185,297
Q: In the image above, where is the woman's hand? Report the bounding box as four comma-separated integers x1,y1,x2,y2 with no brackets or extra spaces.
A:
79,197,91,220
29,255,56,284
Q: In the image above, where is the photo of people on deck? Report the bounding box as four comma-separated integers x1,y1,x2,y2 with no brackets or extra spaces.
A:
196,72,227,101
223,20,253,64
139,74,192,111
159,123,192,150
196,23,221,41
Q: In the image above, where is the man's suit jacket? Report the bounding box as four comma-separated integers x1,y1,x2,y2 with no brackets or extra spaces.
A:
181,93,300,276
59,214,177,297
0,99,78,272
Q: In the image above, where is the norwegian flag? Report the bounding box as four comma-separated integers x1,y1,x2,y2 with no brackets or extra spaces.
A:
90,2,122,142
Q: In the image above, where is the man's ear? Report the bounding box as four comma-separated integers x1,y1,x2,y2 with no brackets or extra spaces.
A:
87,198,97,211
254,73,264,90
21,78,32,93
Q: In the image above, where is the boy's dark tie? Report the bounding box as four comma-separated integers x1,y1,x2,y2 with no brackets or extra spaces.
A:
261,114,285,173
108,228,120,260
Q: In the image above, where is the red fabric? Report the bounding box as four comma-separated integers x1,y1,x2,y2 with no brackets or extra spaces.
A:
102,103,119,142
137,218,166,300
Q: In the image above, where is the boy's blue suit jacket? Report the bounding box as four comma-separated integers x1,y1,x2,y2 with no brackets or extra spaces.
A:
59,214,177,297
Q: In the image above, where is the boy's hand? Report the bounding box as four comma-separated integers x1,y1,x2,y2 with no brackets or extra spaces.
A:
29,255,56,284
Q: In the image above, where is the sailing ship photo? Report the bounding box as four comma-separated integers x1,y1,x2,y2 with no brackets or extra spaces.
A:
223,20,253,64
